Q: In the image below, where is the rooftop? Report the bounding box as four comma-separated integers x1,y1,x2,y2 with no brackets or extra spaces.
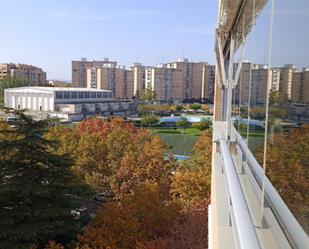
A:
5,87,112,93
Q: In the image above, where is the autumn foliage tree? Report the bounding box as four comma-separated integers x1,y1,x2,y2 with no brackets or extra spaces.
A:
256,125,309,232
45,117,173,198
77,182,181,249
171,130,212,205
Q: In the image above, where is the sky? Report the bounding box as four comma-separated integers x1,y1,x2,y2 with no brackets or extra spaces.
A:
0,0,308,81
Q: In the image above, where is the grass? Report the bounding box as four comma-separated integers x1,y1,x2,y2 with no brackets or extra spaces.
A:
147,127,202,155
149,127,202,136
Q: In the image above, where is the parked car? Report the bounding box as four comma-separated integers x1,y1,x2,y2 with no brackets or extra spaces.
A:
71,207,88,219
93,192,115,202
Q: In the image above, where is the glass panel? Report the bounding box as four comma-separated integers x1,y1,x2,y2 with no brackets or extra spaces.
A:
55,92,63,99
63,92,70,99
78,92,84,99
235,0,308,234
71,92,77,99
84,92,90,98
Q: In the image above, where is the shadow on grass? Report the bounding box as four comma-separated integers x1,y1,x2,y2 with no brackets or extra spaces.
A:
154,130,183,134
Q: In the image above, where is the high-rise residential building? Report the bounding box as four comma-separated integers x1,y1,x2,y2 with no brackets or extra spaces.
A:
86,63,134,99
0,63,47,85
291,68,309,104
235,61,259,105
252,65,272,105
145,65,183,101
72,58,117,88
279,64,295,101
164,59,211,101
271,68,281,92
131,63,146,97
236,62,274,106
79,58,215,101
203,64,216,102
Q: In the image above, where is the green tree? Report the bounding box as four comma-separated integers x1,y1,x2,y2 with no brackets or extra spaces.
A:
189,103,201,112
0,76,31,105
269,90,285,106
192,118,211,131
176,117,190,132
0,109,83,249
141,114,159,127
175,105,183,112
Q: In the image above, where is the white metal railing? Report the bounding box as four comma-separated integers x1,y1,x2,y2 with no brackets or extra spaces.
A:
219,137,261,249
233,127,309,249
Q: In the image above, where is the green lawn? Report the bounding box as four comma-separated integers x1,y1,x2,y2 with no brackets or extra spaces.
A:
147,127,202,155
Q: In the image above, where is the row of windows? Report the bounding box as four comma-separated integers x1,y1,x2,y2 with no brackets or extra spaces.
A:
55,91,112,99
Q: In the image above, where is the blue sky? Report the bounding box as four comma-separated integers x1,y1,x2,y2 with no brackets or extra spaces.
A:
0,0,308,80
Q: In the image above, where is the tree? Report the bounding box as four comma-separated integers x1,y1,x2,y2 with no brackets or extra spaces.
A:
175,105,183,112
144,199,210,249
141,87,156,102
255,126,309,232
77,182,181,249
0,76,31,105
192,118,211,131
45,117,173,198
176,117,190,132
141,114,159,127
0,109,83,248
269,90,284,106
189,103,201,112
171,131,212,205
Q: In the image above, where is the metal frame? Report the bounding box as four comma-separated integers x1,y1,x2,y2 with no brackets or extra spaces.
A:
233,126,309,249
217,34,246,140
219,136,261,249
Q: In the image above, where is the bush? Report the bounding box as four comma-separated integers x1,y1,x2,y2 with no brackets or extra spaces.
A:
192,118,211,131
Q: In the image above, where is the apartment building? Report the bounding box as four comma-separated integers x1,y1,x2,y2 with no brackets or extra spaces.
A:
75,58,215,102
0,63,47,85
291,68,309,104
131,63,146,97
251,65,272,105
72,58,117,88
86,63,134,99
271,68,281,92
145,66,183,101
203,64,216,102
161,59,215,102
164,59,211,101
279,64,295,101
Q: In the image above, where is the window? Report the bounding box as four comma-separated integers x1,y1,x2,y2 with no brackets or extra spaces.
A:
71,91,77,99
64,92,70,99
97,92,103,98
55,92,63,99
78,92,84,98
108,92,113,98
103,92,108,98
84,92,90,98
91,92,96,98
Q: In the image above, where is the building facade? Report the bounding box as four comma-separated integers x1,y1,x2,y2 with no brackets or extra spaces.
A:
279,64,295,101
74,58,216,102
0,63,47,85
291,68,309,104
72,58,117,88
86,63,134,99
3,87,136,121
